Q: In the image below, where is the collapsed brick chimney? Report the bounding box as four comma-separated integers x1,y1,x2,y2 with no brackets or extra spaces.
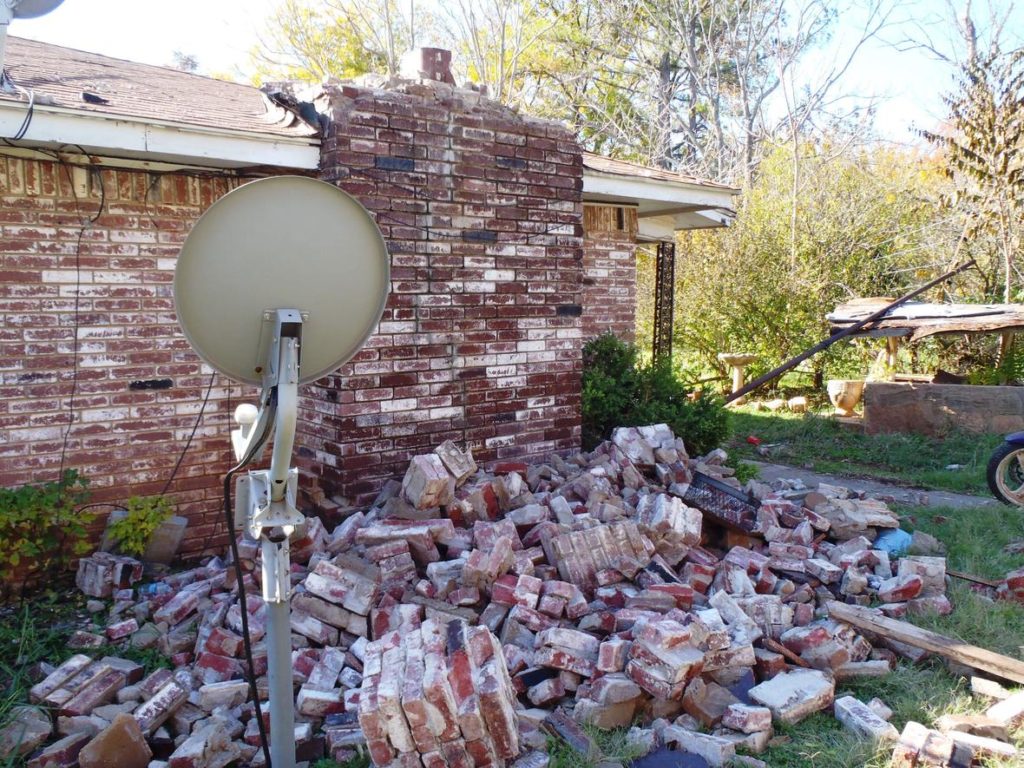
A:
399,47,456,85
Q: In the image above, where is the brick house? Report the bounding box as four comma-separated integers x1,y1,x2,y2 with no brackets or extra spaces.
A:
0,38,737,558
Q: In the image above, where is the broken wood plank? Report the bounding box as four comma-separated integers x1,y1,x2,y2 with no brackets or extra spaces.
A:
827,601,1024,684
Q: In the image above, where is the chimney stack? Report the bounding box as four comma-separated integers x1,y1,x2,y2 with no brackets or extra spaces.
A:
399,48,455,85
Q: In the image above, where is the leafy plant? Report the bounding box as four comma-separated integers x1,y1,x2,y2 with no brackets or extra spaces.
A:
106,496,173,558
582,333,729,454
733,461,760,485
312,752,369,768
0,471,91,596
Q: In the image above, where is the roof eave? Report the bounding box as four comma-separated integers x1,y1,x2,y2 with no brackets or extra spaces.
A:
0,101,321,170
583,169,738,234
583,169,737,207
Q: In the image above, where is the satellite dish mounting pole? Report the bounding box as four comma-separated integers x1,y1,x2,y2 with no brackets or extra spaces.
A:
234,309,305,768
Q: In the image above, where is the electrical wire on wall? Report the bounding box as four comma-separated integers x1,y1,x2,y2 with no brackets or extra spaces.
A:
55,159,105,483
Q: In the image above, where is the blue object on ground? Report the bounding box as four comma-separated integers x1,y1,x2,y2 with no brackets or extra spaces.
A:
874,527,912,555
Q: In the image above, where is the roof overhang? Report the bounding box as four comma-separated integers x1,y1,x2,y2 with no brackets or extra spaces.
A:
0,100,320,170
583,168,738,239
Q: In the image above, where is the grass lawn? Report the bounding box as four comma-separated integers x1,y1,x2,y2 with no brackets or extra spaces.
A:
727,407,1004,496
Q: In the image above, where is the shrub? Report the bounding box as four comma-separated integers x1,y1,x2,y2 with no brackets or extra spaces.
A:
106,495,174,557
0,470,92,595
582,333,729,454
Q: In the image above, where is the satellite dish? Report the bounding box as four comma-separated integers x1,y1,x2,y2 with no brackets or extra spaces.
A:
7,0,65,18
174,176,389,768
175,176,390,386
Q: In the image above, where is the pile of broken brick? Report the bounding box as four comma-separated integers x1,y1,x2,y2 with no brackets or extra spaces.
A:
4,424,1023,768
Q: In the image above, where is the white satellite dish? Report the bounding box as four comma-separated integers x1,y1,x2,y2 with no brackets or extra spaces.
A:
174,176,390,768
176,176,390,386
6,0,65,18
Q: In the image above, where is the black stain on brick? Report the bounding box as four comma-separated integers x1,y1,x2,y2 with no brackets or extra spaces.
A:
495,156,528,170
557,304,583,317
374,156,416,172
462,229,498,242
129,378,174,390
457,368,487,380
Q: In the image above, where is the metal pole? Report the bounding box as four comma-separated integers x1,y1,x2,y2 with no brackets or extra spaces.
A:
262,536,295,768
724,260,977,404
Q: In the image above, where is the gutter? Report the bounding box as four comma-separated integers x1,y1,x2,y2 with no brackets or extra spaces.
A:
0,100,321,170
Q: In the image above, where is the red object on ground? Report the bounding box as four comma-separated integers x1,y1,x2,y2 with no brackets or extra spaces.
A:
746,436,761,446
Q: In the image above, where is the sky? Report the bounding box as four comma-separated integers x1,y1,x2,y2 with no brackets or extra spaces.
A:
7,0,1024,145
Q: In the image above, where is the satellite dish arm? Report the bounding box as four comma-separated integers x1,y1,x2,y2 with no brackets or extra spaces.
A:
269,335,298,503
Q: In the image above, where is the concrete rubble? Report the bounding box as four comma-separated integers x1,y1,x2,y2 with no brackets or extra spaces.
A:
4,424,1019,767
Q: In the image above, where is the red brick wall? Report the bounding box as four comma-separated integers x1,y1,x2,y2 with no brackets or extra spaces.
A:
581,227,638,344
296,83,584,506
0,154,251,559
1,81,587,560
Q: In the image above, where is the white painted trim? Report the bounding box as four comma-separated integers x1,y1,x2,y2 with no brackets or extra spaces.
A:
0,101,320,169
583,169,737,210
638,209,734,241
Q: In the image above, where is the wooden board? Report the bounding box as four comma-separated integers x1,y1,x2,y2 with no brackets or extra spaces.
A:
827,601,1024,684
828,300,1024,341
583,203,638,237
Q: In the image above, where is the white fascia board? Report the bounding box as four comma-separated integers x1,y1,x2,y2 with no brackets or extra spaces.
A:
638,209,734,241
583,169,737,211
0,101,320,170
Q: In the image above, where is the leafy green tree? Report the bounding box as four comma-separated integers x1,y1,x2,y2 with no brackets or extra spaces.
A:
654,141,945,388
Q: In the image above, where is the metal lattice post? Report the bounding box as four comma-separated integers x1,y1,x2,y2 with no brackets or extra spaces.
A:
652,241,676,363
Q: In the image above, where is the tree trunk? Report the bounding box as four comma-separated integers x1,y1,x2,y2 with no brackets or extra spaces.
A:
658,51,673,169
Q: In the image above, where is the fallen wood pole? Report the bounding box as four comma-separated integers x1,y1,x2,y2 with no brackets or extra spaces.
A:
827,600,1024,684
948,569,1001,588
724,260,977,404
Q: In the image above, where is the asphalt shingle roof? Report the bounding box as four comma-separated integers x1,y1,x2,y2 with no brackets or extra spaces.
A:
1,36,317,139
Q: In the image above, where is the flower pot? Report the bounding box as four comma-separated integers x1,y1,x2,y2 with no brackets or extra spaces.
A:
827,379,865,417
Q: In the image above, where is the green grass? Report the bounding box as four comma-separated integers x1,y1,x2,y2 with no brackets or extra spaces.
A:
0,592,89,767
546,724,650,768
728,407,1004,495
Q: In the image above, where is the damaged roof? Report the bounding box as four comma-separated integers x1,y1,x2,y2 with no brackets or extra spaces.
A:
1,36,317,139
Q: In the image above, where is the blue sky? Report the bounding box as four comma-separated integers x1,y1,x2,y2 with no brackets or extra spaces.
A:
8,0,1023,144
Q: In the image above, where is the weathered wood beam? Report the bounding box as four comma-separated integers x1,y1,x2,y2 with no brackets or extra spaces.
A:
827,601,1024,684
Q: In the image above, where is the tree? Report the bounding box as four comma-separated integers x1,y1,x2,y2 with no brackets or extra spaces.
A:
170,51,200,74
922,47,1024,304
250,0,420,83
438,0,565,103
652,141,948,387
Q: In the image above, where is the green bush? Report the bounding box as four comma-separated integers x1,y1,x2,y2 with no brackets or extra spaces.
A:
107,495,173,557
0,470,92,596
582,333,729,454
